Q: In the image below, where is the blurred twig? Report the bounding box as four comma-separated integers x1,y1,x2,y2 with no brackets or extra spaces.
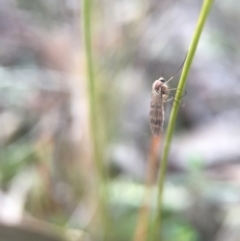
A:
133,136,161,241
151,0,215,240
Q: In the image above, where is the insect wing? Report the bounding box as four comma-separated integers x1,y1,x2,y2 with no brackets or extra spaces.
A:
150,91,164,136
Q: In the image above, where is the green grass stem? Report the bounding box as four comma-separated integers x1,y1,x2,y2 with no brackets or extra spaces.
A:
82,0,111,239
151,0,215,240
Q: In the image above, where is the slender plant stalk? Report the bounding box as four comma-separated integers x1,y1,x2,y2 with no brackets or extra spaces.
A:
82,0,111,239
133,137,161,241
151,0,215,239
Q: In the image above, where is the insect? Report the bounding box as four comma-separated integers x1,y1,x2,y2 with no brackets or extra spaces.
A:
150,55,187,136
150,77,169,136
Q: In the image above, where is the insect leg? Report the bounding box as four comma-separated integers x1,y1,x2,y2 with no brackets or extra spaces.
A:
164,90,186,105
164,96,180,105
164,96,174,103
167,88,187,98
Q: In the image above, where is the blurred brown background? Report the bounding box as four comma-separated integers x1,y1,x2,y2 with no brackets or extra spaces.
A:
0,0,240,241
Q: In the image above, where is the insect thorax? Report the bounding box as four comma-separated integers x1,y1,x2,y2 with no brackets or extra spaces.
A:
161,84,169,100
152,79,169,100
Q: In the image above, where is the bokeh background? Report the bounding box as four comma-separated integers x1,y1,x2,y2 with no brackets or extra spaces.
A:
0,0,240,241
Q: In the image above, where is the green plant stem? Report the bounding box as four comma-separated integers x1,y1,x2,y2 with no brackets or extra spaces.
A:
152,0,215,239
82,0,110,239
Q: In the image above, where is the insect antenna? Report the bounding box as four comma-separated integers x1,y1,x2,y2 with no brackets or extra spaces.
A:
161,62,166,78
165,52,188,85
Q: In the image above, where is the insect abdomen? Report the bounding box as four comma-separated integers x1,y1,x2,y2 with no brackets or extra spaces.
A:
150,93,164,136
